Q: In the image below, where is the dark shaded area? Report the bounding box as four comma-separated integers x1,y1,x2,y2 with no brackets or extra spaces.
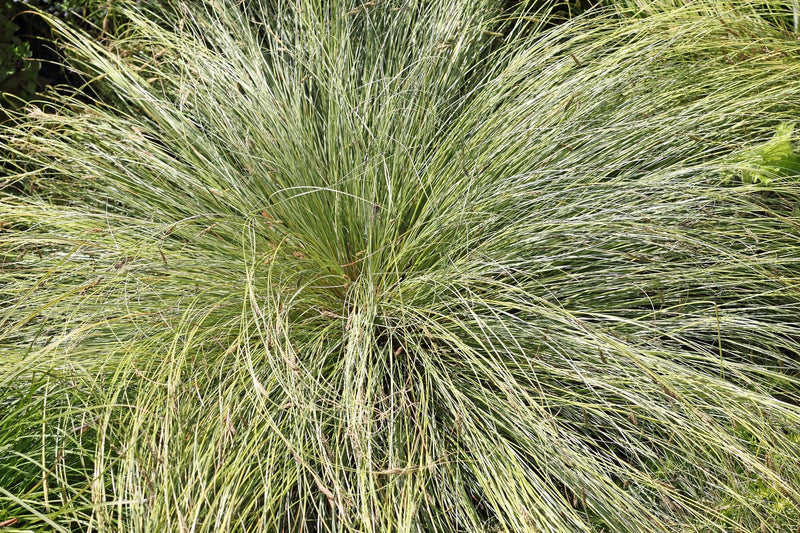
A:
1,0,109,114
1,1,39,110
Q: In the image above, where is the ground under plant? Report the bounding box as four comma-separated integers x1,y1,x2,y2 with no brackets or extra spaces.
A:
2,1,800,531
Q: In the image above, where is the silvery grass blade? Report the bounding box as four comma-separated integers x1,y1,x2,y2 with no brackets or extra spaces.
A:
600,0,800,31
2,1,800,531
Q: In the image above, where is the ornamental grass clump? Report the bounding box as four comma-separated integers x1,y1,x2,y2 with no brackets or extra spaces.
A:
2,1,800,531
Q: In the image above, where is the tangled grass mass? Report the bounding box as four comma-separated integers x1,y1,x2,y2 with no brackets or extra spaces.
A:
2,0,800,531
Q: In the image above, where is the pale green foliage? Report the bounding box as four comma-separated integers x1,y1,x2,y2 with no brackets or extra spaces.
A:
726,122,800,185
2,1,800,532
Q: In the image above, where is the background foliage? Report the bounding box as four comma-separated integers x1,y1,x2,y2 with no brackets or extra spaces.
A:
0,0,39,109
0,0,118,112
